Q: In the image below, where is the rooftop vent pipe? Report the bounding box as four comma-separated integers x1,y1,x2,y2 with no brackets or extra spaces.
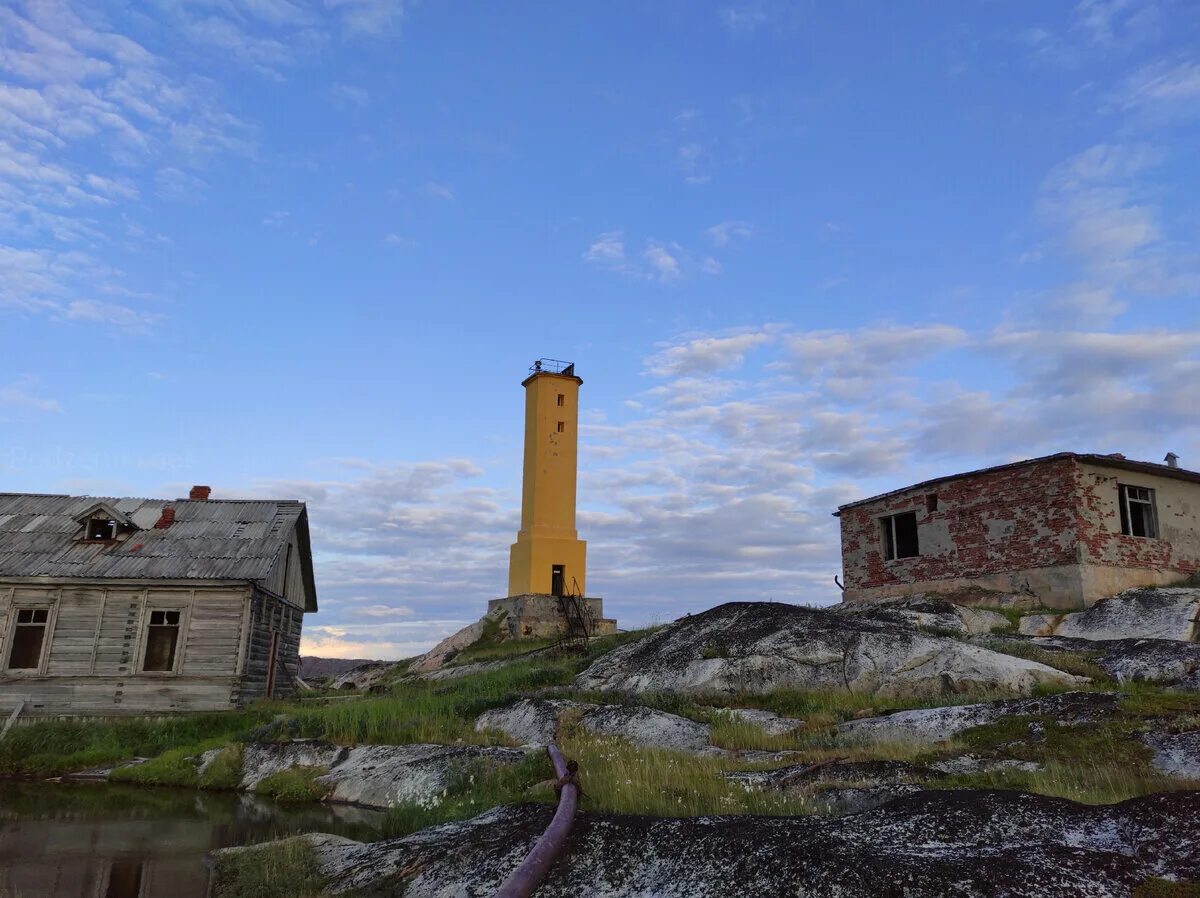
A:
1165,452,1180,469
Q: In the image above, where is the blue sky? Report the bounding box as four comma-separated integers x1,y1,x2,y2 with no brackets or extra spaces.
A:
3,0,1199,658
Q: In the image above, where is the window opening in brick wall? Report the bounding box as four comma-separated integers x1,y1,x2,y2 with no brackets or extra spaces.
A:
926,494,939,513
143,609,181,671
881,512,920,560
557,393,565,406
1119,484,1158,538
7,608,49,669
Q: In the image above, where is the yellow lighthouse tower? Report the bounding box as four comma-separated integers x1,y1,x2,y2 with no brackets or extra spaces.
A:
508,359,588,597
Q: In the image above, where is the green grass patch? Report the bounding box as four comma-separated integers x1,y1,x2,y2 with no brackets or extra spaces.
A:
0,711,269,778
1135,880,1200,898
254,766,331,802
212,837,329,898
977,638,1110,682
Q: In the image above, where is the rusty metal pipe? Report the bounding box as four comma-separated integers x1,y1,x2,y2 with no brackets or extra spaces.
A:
494,743,578,898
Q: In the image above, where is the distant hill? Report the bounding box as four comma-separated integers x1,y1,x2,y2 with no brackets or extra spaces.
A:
300,657,383,680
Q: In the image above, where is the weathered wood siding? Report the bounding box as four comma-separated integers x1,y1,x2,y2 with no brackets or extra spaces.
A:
0,582,252,716
237,588,304,703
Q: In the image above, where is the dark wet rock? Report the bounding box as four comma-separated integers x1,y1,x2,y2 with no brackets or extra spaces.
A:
476,698,716,755
1143,730,1200,780
808,783,927,815
576,602,1080,698
837,691,1120,744
930,755,1042,776
834,597,1011,636
222,790,1200,896
1018,587,1200,641
727,759,935,792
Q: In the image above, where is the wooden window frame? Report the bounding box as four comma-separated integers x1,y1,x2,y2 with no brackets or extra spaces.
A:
134,599,191,677
1118,483,1159,539
880,511,920,561
3,602,59,675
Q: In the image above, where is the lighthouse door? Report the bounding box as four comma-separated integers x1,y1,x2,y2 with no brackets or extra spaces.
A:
551,565,565,597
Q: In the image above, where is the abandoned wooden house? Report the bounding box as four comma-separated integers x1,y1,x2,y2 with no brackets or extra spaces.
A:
0,486,317,716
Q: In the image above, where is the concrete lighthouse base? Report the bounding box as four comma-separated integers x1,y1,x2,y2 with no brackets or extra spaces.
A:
487,593,617,639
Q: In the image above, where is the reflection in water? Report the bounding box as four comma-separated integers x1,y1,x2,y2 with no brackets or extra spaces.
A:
0,782,384,898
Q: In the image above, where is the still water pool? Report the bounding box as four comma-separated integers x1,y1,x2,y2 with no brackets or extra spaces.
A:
0,782,384,898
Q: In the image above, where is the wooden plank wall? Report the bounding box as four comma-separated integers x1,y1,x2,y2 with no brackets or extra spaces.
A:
237,589,304,703
0,582,251,716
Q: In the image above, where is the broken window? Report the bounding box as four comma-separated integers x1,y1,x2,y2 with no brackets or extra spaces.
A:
7,608,49,670
1119,484,1158,539
926,494,939,513
85,518,117,541
143,610,181,671
881,512,920,560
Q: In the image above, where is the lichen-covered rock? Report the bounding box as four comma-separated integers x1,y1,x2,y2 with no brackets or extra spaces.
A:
237,740,527,809
1143,730,1200,780
1036,636,1200,689
224,790,1200,896
1019,588,1200,641
726,759,934,792
835,597,1011,636
576,602,1081,697
702,706,805,736
476,699,715,755
329,662,393,691
410,609,508,673
836,691,1120,744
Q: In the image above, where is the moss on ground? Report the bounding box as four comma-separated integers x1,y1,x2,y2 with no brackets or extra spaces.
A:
254,766,332,802
211,837,330,898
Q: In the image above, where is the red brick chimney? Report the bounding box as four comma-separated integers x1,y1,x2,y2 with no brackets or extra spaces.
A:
189,485,212,500
154,507,176,529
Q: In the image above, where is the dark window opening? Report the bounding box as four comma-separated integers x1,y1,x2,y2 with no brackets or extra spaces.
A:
7,608,48,670
1119,484,1158,538
103,859,144,898
557,394,565,407
85,518,117,541
881,512,920,560
551,565,565,597
557,420,565,432
926,494,939,513
143,609,180,671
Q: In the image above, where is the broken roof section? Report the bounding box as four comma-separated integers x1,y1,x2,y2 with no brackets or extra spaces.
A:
835,452,1200,515
0,493,316,611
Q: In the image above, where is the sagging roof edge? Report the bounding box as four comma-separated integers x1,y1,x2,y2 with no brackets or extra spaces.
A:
833,452,1200,516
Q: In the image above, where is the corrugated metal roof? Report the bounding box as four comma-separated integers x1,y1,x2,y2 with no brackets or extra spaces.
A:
835,452,1200,513
0,493,304,583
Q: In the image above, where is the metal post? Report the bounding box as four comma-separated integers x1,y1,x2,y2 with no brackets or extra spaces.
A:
494,743,579,898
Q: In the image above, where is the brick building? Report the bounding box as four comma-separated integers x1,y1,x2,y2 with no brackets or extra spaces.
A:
836,452,1200,609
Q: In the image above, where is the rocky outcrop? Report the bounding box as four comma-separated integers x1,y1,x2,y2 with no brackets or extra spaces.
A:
218,791,1200,896
476,699,716,755
576,602,1082,697
329,662,393,691
410,609,507,673
233,740,528,809
834,597,1011,636
1035,635,1200,689
1143,730,1200,780
1018,587,1200,641
836,691,1120,743
702,706,805,735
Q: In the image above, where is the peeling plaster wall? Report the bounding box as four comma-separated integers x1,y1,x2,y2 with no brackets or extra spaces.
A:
839,457,1084,608
1074,463,1200,602
839,458,1200,609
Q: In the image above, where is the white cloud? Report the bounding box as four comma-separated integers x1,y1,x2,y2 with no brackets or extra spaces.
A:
584,231,625,266
643,242,681,282
329,82,370,108
705,220,753,247
0,375,62,413
422,181,455,202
